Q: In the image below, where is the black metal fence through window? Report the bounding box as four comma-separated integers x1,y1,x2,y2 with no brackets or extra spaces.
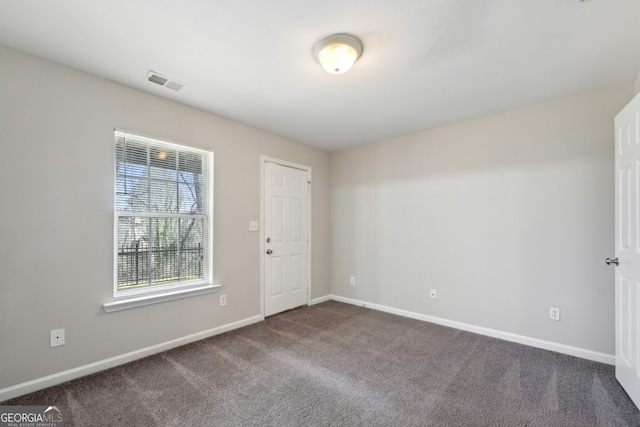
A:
118,242,203,289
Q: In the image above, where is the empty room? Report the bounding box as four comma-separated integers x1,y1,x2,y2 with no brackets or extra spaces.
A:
2,1,640,425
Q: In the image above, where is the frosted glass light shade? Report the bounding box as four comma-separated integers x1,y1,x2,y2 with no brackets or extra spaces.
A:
313,34,363,75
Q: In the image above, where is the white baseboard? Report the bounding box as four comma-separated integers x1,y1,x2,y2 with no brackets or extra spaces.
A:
2,295,615,402
329,294,615,366
0,315,263,402
310,295,332,305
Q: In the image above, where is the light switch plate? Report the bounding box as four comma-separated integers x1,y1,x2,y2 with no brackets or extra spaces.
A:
249,221,258,232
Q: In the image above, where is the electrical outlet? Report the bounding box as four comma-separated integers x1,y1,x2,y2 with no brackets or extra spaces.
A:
430,289,436,299
549,307,560,321
350,276,356,286
50,328,65,348
220,294,227,306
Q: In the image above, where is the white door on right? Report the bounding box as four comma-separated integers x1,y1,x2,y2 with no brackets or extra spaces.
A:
614,90,640,409
264,161,309,317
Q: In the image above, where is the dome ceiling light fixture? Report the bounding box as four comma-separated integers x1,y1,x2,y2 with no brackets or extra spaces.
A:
313,33,363,75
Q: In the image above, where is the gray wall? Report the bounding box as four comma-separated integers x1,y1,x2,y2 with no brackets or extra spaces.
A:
2,40,637,394
330,83,633,355
0,45,331,389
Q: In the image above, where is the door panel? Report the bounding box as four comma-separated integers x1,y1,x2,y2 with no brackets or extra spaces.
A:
292,198,302,241
264,161,309,316
271,256,284,296
615,91,640,409
619,166,631,250
619,275,632,365
291,254,303,292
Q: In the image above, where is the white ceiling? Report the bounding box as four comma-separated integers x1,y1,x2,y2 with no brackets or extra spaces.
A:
1,0,639,151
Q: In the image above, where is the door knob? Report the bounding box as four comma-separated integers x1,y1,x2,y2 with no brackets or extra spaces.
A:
605,257,619,266
266,249,273,255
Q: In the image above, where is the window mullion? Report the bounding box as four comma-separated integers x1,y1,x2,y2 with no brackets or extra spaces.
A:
176,152,181,281
146,146,152,286
177,218,182,282
117,211,204,219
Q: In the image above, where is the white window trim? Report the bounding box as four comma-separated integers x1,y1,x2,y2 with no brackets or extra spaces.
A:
103,283,220,313
104,129,215,313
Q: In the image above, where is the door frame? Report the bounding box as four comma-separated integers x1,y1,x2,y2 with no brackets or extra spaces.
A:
260,156,312,318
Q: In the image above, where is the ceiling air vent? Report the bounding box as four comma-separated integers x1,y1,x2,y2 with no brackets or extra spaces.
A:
145,71,185,92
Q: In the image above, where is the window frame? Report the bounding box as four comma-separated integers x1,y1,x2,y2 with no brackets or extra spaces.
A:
106,129,216,311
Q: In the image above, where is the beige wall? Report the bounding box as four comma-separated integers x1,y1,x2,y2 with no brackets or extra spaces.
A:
330,83,634,356
635,70,640,94
0,44,331,390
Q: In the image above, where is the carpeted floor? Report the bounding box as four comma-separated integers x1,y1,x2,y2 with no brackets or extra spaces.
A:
4,301,640,426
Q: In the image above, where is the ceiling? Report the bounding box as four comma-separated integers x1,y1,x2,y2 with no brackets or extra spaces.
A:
1,1,639,152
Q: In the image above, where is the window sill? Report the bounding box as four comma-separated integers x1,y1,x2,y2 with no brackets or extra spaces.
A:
103,284,221,313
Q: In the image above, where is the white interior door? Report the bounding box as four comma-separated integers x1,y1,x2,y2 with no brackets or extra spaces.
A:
264,161,310,317
614,90,640,409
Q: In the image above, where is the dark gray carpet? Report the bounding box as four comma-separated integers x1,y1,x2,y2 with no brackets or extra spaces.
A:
4,301,640,426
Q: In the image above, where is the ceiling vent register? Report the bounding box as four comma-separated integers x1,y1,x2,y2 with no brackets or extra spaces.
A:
145,71,185,91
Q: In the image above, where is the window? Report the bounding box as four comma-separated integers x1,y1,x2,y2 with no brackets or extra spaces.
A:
113,130,213,301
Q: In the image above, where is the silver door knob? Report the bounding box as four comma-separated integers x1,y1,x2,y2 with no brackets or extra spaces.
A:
266,249,273,255
605,257,619,266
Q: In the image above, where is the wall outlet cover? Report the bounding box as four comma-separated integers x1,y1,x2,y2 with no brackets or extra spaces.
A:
50,328,65,347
